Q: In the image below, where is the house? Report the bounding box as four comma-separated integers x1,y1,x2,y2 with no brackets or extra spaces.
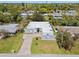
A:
0,24,19,36
52,10,63,19
56,26,79,38
24,21,55,40
41,13,49,16
20,10,34,18
20,10,34,20
65,10,77,16
53,13,62,19
3,12,11,15
27,10,34,16
20,12,28,18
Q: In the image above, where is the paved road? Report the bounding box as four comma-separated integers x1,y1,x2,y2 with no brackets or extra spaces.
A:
18,34,33,55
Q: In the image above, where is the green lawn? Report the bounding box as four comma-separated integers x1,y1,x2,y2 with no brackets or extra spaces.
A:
0,32,23,53
31,37,79,55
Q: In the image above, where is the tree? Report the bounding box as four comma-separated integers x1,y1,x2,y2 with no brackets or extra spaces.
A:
39,8,48,13
56,30,63,48
20,20,29,29
56,30,74,51
32,11,45,21
16,16,22,23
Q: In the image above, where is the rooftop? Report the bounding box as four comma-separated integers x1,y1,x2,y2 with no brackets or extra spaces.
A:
25,21,55,40
0,24,19,33
26,22,53,33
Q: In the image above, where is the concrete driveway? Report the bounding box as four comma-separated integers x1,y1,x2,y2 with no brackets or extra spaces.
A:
18,32,42,55
18,34,33,55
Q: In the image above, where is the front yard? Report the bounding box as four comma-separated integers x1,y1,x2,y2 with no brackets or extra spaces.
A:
0,32,23,53
31,37,63,54
31,37,79,54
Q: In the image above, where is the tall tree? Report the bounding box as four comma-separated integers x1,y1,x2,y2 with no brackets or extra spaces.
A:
56,30,74,51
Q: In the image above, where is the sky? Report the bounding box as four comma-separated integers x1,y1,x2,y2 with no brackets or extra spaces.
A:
0,0,79,3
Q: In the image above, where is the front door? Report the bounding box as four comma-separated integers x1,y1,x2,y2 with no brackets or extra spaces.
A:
37,28,40,33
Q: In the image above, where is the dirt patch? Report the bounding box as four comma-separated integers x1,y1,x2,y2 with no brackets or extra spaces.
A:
41,44,52,50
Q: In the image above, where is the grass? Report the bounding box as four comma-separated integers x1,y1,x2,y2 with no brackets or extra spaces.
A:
31,37,79,54
0,32,23,53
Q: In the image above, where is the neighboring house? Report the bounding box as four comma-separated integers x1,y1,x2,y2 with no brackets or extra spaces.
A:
52,10,63,19
27,10,34,16
20,12,27,18
24,21,55,40
20,10,34,18
56,26,79,37
65,10,77,16
53,13,63,19
0,24,19,36
3,12,11,15
41,13,49,16
52,10,77,19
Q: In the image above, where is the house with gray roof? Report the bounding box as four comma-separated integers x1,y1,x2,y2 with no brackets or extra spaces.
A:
0,24,19,36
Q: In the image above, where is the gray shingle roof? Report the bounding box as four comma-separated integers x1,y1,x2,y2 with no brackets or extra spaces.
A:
0,24,19,33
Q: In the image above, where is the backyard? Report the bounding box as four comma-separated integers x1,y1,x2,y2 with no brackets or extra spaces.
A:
0,32,23,53
31,37,79,55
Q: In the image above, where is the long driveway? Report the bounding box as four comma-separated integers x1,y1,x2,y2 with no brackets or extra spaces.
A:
18,33,42,55
18,34,33,55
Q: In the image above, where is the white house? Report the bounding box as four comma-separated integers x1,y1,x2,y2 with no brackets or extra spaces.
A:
53,10,63,19
27,10,34,16
24,22,55,40
20,12,28,18
20,10,34,18
65,10,77,16
3,12,11,15
41,13,49,16
53,13,62,19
